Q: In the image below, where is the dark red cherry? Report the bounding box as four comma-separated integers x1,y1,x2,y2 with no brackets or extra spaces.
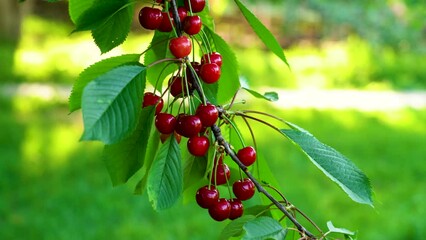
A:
169,36,192,58
175,114,202,137
169,76,193,97
195,103,218,127
237,146,256,167
233,178,255,201
183,15,202,35
201,52,223,67
186,62,201,84
187,136,209,156
228,198,244,220
155,113,176,134
196,185,219,209
210,163,230,185
200,63,221,84
158,11,174,32
208,198,231,221
185,0,206,13
138,7,163,30
142,92,163,115
174,6,188,22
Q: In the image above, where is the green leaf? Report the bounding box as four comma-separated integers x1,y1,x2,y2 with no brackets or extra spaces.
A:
103,106,156,186
147,136,183,210
327,221,356,236
219,215,256,240
242,87,278,102
198,0,215,31
280,123,373,205
92,3,134,53
69,0,95,24
183,156,208,190
81,65,146,144
204,27,240,104
69,54,141,112
234,0,289,67
242,216,287,240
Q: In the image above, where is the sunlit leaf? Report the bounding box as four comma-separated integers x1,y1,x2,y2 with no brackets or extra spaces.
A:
327,221,356,235
69,0,95,24
242,87,279,102
281,122,373,206
81,65,146,144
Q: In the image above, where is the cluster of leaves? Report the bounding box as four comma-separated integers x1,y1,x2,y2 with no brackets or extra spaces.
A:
60,0,373,239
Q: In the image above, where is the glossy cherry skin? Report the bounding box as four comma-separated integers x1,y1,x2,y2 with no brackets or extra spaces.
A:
155,113,176,134
175,7,188,22
160,132,182,144
186,62,201,84
138,7,163,30
158,12,174,32
210,163,230,185
228,198,244,220
183,16,202,35
196,103,218,127
201,52,223,67
208,198,231,221
185,0,206,13
196,185,219,209
200,63,221,84
169,36,192,58
233,178,255,201
187,136,209,156
237,146,257,167
175,114,202,137
142,92,163,115
169,76,193,97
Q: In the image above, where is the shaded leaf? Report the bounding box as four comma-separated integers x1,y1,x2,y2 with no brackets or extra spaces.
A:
69,54,141,112
234,0,289,67
280,122,373,206
183,156,208,190
219,215,256,240
103,106,156,186
147,137,183,210
242,216,287,240
81,65,146,144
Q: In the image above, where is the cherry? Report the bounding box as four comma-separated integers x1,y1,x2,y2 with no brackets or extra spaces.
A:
196,103,218,127
233,178,255,201
201,52,223,67
185,0,206,13
237,146,256,167
187,136,209,156
210,163,230,185
169,76,193,97
183,16,202,35
186,61,201,84
175,114,202,137
196,185,219,209
138,7,163,30
208,198,231,221
200,63,221,84
158,12,174,32
175,7,188,22
160,132,182,144
155,113,176,134
169,36,192,59
228,199,244,220
142,92,163,115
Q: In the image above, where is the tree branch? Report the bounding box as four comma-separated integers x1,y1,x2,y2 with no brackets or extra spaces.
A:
169,1,316,238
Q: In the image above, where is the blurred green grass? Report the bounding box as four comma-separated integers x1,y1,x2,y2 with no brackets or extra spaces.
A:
1,95,425,239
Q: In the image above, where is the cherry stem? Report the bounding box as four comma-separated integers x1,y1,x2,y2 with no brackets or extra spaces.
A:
169,0,316,238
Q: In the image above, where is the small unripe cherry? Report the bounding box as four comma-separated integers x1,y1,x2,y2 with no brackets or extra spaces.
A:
169,36,192,58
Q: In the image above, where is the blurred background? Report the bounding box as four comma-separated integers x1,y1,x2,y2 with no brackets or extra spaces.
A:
1,0,425,239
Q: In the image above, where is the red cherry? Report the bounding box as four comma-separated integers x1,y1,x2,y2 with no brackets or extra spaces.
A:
195,103,218,127
155,113,176,134
208,198,231,221
210,163,230,185
158,12,174,32
138,7,163,30
201,52,223,67
185,0,206,13
200,63,221,84
237,146,256,167
196,185,219,209
160,132,182,144
229,199,244,220
175,114,202,137
175,7,188,22
183,16,202,35
142,92,163,115
169,76,193,97
186,62,201,84
169,36,192,58
187,136,209,156
233,178,255,201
